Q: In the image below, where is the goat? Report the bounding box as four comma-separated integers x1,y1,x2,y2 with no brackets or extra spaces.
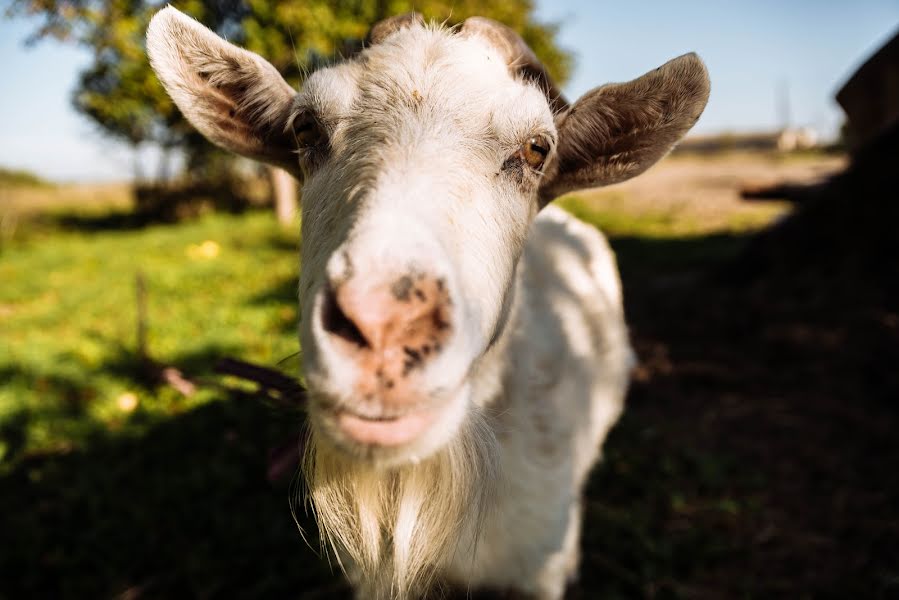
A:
147,9,709,599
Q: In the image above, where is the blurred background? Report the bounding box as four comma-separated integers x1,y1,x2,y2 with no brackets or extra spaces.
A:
1,0,898,598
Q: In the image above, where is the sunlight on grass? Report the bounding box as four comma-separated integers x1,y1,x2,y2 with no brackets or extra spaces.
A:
0,211,301,465
556,191,789,238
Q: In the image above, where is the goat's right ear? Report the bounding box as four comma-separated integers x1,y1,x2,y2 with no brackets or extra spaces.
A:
147,7,299,174
538,53,710,204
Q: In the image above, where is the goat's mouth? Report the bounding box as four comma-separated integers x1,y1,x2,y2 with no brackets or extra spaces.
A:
332,406,438,447
307,382,472,465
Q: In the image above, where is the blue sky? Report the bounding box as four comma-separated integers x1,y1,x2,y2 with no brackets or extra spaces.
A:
2,1,898,182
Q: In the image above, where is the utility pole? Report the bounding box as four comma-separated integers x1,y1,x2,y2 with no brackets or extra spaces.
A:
777,79,792,131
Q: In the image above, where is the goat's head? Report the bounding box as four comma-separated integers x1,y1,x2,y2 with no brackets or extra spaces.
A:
147,8,709,465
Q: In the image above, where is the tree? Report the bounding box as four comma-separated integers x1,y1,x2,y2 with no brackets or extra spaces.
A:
8,0,572,222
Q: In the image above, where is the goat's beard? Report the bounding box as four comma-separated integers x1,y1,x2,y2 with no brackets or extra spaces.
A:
302,408,500,599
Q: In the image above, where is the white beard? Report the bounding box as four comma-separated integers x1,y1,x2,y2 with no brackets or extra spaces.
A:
302,408,500,599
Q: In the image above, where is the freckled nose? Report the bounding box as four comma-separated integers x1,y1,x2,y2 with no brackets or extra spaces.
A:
319,272,452,388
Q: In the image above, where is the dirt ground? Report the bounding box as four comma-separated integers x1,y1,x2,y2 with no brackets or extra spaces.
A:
0,181,132,217
576,151,846,234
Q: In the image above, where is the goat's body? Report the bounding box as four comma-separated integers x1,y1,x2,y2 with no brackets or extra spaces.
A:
379,206,630,599
315,207,632,600
442,206,632,597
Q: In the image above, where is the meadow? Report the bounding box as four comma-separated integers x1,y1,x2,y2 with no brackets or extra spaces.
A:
3,151,895,598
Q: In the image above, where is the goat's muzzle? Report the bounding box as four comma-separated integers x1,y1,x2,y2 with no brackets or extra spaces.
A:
316,271,453,446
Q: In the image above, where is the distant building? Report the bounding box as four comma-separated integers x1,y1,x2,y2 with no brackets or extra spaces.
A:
776,127,819,152
676,128,820,154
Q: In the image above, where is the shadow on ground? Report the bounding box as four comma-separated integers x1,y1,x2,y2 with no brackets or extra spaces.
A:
0,390,346,599
577,218,899,597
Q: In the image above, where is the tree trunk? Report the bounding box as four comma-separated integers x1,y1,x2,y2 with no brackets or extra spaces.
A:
132,145,144,184
269,166,298,226
157,146,172,184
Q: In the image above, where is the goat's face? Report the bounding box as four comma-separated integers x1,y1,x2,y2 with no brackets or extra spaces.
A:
296,27,555,462
147,9,709,465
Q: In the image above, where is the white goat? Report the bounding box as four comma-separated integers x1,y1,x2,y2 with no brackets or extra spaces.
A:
147,9,709,599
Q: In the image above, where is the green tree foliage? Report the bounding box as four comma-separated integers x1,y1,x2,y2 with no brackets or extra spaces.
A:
8,0,572,181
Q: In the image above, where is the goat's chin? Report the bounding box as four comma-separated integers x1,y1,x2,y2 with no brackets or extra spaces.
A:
308,384,471,469
302,397,500,600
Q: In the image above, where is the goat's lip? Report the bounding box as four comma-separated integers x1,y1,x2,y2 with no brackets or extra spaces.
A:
334,407,437,447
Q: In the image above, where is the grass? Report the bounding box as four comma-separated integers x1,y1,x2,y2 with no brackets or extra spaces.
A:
556,188,789,240
0,189,786,598
1,211,302,465
0,208,331,598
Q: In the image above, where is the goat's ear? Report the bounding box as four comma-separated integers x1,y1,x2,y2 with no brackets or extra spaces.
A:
147,6,299,174
538,53,709,204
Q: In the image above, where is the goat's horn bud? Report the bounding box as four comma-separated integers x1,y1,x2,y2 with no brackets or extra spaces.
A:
367,12,424,45
460,17,568,113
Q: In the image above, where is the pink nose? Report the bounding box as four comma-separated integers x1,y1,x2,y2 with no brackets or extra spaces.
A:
320,273,452,394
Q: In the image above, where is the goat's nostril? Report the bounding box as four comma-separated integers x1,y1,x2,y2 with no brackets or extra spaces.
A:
319,274,453,369
321,285,369,348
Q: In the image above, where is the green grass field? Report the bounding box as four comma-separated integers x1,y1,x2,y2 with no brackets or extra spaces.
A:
1,211,303,462
1,208,338,598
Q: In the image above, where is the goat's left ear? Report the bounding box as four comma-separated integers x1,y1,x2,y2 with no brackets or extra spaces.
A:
538,53,710,204
147,6,299,175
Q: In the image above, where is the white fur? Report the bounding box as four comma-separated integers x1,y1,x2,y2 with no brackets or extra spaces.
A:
304,205,633,600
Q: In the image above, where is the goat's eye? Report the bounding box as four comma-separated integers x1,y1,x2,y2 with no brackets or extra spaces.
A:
293,114,326,148
521,136,549,170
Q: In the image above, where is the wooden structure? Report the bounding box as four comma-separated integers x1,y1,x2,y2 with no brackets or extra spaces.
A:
836,29,899,154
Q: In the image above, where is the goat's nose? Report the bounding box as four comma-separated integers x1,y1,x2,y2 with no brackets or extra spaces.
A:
320,273,452,375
